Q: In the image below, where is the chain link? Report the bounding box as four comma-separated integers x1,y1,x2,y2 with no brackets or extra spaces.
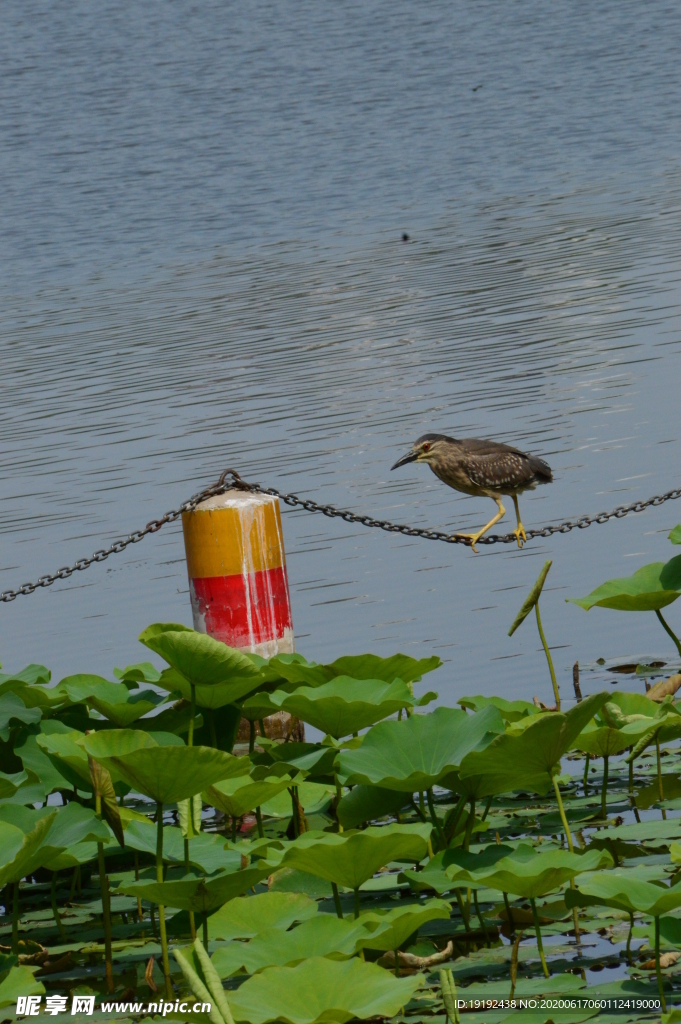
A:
2,469,681,603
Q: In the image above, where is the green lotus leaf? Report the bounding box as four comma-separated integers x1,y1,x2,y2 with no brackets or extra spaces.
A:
266,653,441,689
252,742,338,781
669,526,681,545
405,843,612,899
227,956,423,1024
0,772,29,800
459,691,611,795
0,692,41,741
592,818,681,844
84,730,250,804
121,864,270,912
37,730,95,786
0,966,45,1009
45,841,101,871
114,662,161,684
0,664,50,688
355,898,451,952
337,705,505,792
123,819,241,874
15,727,74,795
205,775,295,818
571,715,659,757
569,555,681,612
458,694,540,722
212,916,370,978
252,678,431,739
259,782,335,819
508,560,552,636
157,667,262,710
57,674,130,705
337,785,410,829
139,623,261,688
0,813,57,885
208,892,318,941
565,871,681,917
269,823,432,890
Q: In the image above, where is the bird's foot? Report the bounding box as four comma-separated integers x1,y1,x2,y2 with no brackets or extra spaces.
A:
512,524,527,549
453,532,480,553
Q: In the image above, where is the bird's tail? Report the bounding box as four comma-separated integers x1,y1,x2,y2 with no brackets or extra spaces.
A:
528,456,553,483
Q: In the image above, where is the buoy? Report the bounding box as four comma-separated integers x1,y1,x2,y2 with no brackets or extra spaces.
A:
181,489,294,658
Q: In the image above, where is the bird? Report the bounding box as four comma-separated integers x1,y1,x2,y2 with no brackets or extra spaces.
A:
391,433,553,552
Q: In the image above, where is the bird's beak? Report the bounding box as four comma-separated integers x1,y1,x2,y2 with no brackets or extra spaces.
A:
391,450,418,470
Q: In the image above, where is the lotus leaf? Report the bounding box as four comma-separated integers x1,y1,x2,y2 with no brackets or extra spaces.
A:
37,731,95,787
458,694,540,722
0,966,45,1008
45,841,101,871
268,823,432,890
157,667,261,710
266,652,440,689
565,872,681,917
338,705,505,792
252,742,337,780
227,956,423,1024
246,677,433,739
205,774,295,818
508,560,552,635
0,772,29,800
355,898,451,952
211,915,371,977
569,556,681,612
114,661,161,683
83,730,249,804
121,864,271,912
405,843,611,899
0,664,50,687
459,691,611,795
259,782,335,819
140,623,261,694
208,892,318,940
124,820,241,875
337,785,410,829
0,814,57,885
571,716,657,758
670,525,681,545
0,692,41,740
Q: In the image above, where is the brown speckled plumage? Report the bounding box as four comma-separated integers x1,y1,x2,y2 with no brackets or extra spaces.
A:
391,432,553,551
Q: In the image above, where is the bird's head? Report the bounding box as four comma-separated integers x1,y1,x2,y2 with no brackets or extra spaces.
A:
391,433,456,470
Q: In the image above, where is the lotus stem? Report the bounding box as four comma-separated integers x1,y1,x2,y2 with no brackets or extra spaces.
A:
626,912,634,966
601,754,609,821
95,793,114,993
509,929,523,999
255,806,264,839
427,789,445,847
655,609,681,659
331,882,343,920
419,791,426,819
463,798,476,851
258,719,266,740
583,754,590,794
656,737,665,805
188,683,196,747
443,794,467,846
203,913,208,950
535,603,560,710
551,774,581,943
232,816,237,843
184,838,196,941
655,916,667,1011
156,802,173,998
473,890,490,947
503,892,515,933
150,902,158,940
628,751,634,795
209,712,217,749
530,898,549,978
11,882,19,955
394,947,400,978
354,887,360,919
69,867,78,903
134,852,143,923
335,773,344,833
454,888,470,931
249,720,256,755
51,873,67,942
410,797,428,823
481,795,493,822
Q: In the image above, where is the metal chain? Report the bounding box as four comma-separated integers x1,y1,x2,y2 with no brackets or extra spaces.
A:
2,468,681,603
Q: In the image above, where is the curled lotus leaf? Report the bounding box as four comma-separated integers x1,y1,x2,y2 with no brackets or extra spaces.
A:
246,677,434,739
508,560,552,636
208,892,318,941
337,705,505,792
265,653,441,689
266,823,432,891
0,692,41,741
157,667,262,710
569,555,681,612
458,694,540,722
227,956,423,1024
565,871,681,917
355,898,451,952
83,730,250,805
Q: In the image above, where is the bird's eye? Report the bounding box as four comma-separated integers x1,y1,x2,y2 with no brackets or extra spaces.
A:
422,442,431,452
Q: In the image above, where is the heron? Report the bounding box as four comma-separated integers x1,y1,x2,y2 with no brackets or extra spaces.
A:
391,433,553,552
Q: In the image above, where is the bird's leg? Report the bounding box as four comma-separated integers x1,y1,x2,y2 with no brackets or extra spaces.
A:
454,499,505,553
511,495,527,548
